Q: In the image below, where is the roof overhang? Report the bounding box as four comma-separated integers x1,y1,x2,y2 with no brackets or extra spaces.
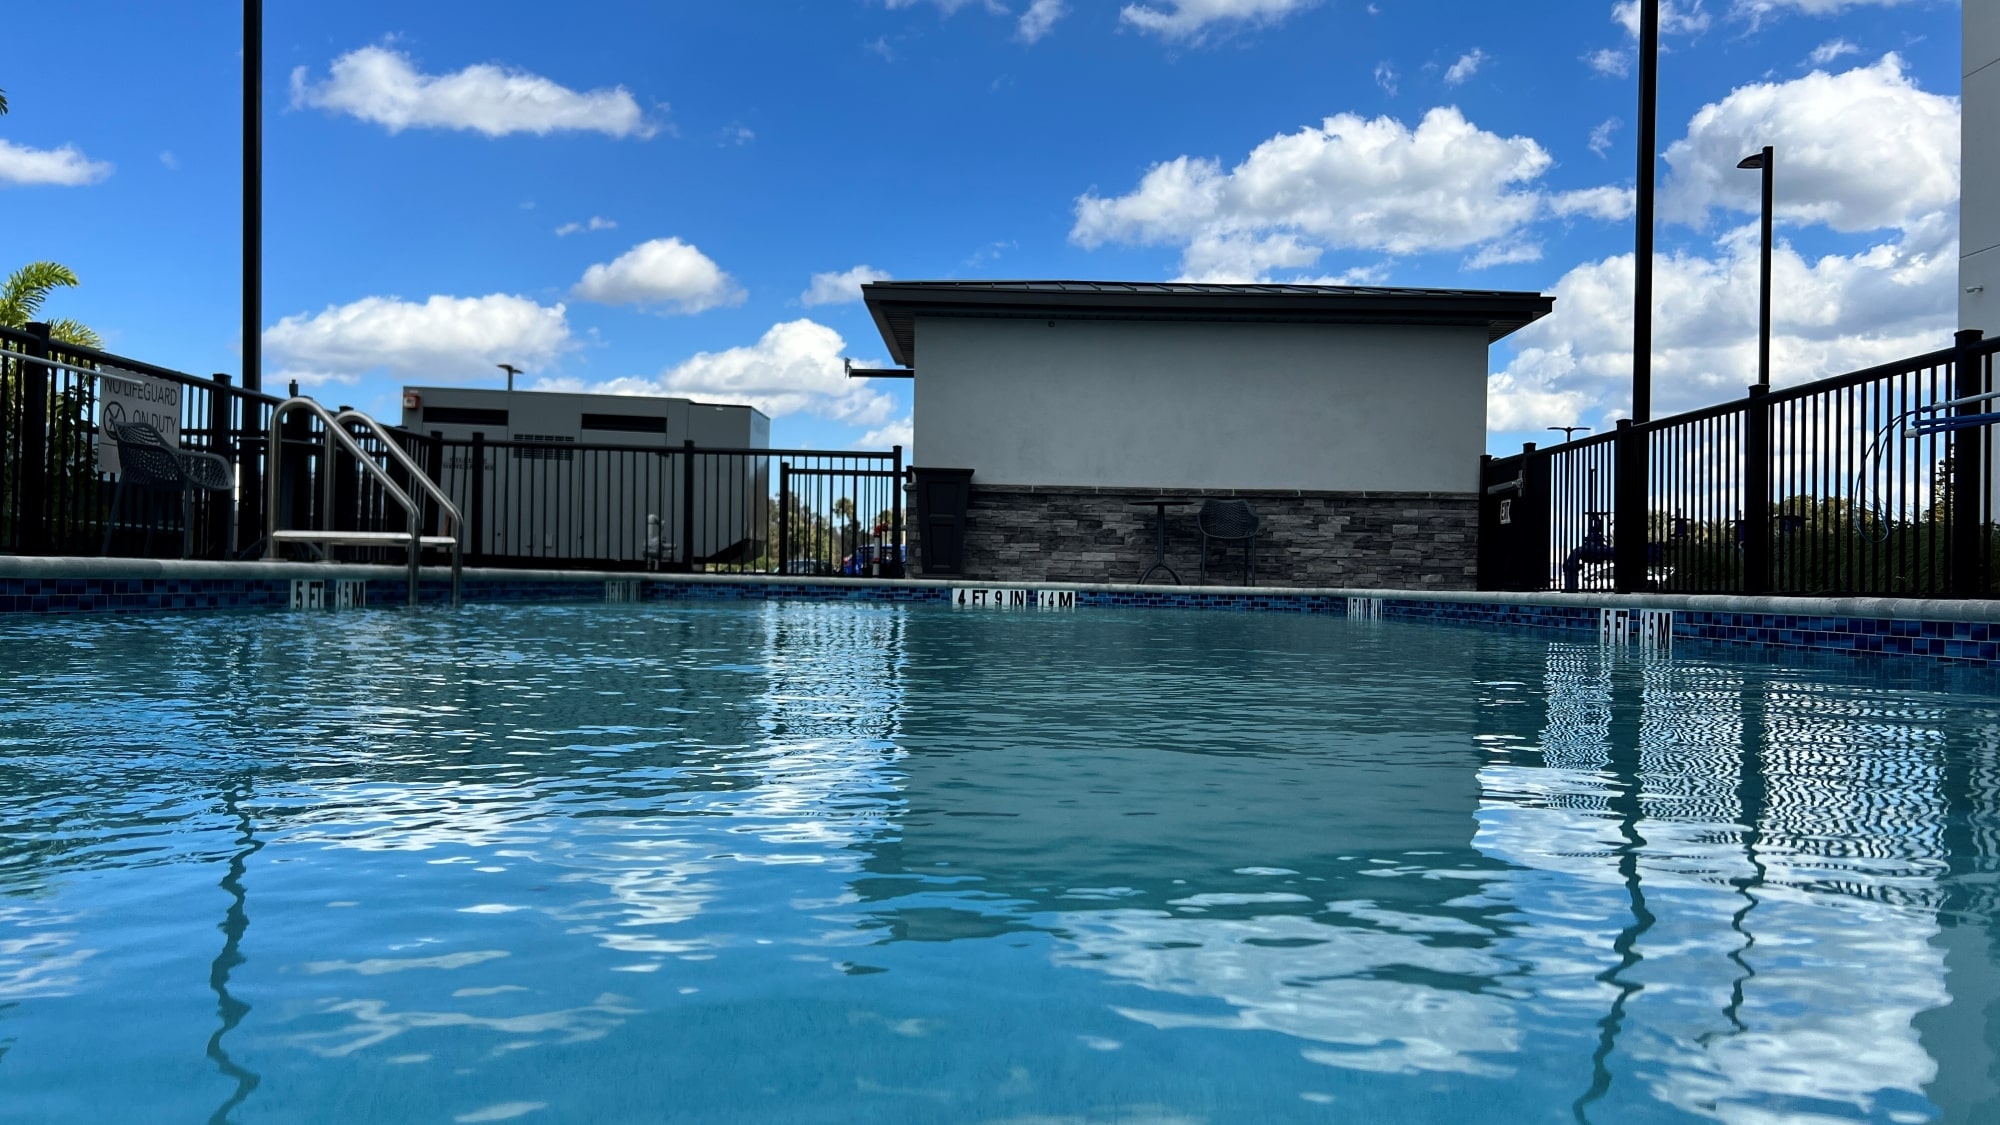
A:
861,280,1555,368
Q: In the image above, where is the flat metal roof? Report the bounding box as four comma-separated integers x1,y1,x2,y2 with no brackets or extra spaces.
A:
406,384,770,419
861,279,1555,367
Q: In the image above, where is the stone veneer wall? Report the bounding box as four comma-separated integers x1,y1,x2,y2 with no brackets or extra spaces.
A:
924,485,1479,588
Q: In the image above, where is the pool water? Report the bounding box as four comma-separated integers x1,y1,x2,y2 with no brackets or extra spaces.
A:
2,602,1998,1123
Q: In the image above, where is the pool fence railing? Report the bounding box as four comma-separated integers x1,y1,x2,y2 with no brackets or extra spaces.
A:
0,322,906,577
15,318,2000,599
1479,329,2000,600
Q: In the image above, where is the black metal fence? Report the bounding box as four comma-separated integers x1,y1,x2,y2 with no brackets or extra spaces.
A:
1481,330,2000,598
386,433,903,575
1,323,276,558
1,322,905,575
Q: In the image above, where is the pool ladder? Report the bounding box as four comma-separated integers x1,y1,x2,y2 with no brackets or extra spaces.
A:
263,398,463,607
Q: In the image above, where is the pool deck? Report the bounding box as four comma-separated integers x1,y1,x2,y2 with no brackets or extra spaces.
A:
6,555,2000,664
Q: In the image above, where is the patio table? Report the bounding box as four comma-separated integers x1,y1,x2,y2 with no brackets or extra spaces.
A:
1127,497,1193,584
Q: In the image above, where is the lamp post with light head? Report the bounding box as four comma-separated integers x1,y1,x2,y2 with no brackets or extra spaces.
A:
1738,146,1774,389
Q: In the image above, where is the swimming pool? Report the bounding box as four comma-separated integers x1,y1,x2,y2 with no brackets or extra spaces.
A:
1,601,1996,1123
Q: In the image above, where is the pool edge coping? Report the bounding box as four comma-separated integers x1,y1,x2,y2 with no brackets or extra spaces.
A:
5,555,2000,624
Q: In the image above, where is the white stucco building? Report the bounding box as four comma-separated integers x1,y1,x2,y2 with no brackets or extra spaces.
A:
1967,1,1997,338
861,280,1551,586
400,386,768,564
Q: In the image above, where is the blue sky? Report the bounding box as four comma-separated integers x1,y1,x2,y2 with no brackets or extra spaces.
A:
0,0,1967,456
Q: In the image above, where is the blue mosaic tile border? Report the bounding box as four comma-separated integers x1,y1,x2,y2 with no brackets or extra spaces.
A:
1074,589,1344,613
1369,598,2000,666
362,579,610,606
0,577,294,614
0,576,627,614
6,571,1999,666
1674,611,2000,664
648,582,947,604
1379,599,1601,634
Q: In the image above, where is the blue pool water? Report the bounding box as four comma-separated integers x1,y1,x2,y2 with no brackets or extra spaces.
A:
2,601,1999,1123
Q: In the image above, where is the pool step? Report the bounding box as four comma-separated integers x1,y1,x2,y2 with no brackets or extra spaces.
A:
270,530,458,549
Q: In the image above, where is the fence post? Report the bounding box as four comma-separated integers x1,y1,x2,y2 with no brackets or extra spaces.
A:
681,439,697,571
238,393,263,557
281,400,312,542
777,462,791,572
1951,328,1989,598
468,431,486,564
1476,454,1500,590
423,430,444,539
890,444,904,577
1520,444,1552,591
209,374,235,558
332,405,358,536
1613,418,1648,593
1743,384,1771,595
19,323,51,554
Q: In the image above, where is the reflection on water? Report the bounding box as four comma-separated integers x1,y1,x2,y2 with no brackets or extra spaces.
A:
204,782,261,1125
0,603,1997,1122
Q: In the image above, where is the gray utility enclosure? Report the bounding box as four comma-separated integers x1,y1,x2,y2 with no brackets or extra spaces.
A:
861,280,1551,587
401,386,769,563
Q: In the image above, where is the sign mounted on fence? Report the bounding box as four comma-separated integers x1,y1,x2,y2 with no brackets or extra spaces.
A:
952,587,1077,610
95,367,182,474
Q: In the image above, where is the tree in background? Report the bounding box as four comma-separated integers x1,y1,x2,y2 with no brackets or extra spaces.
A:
2,262,103,349
2,263,106,552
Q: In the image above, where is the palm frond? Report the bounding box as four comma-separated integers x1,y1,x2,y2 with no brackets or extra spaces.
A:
46,319,103,351
0,88,9,115
0,261,83,328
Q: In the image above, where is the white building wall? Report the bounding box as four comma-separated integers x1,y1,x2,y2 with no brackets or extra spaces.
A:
1966,1,1999,336
913,317,1488,493
397,387,768,561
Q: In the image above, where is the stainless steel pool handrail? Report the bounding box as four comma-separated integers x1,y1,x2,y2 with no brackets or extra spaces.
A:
263,397,463,607
335,407,464,607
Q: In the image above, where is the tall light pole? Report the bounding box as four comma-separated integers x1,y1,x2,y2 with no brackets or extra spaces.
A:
1550,425,1593,444
1632,0,1658,423
1737,146,1774,389
1617,0,1661,595
498,363,523,393
243,0,262,394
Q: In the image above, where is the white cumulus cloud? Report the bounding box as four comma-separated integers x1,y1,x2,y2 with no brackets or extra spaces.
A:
1736,0,1922,21
573,238,744,314
1018,0,1069,42
1551,186,1636,221
1661,54,1958,234
1613,0,1712,37
1074,106,1634,280
1444,48,1488,87
861,416,914,452
1584,48,1630,77
589,320,895,426
263,294,571,386
886,0,1006,11
1464,239,1542,271
1808,38,1859,65
290,44,655,138
555,216,617,237
801,265,893,307
1588,117,1622,157
1119,0,1319,41
1489,58,1960,435
0,140,112,187
1490,220,1957,430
